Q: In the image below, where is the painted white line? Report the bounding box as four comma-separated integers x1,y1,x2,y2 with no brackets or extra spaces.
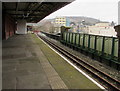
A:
36,34,105,90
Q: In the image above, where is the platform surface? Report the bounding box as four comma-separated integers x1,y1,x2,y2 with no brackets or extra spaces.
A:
2,34,101,90
2,34,67,89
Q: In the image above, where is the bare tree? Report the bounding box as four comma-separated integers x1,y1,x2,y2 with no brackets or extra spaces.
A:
36,21,55,33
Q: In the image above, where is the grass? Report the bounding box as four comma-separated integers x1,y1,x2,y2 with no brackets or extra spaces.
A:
32,34,101,89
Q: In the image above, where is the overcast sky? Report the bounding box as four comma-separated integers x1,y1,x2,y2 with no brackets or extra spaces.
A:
44,0,119,24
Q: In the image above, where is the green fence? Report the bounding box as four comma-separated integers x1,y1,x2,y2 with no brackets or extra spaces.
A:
62,32,120,70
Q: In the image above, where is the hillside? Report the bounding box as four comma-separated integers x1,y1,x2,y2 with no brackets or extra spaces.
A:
67,16,101,25
38,16,102,25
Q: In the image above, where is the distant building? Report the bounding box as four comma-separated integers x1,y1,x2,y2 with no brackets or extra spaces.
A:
54,16,66,26
88,22,117,37
95,22,110,26
69,20,89,33
54,16,70,33
54,16,70,27
66,18,70,26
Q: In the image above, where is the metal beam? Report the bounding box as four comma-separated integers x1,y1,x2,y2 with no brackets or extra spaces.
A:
16,2,19,11
15,2,19,19
23,3,36,17
3,2,71,23
6,10,45,13
28,3,42,16
10,13,43,16
24,3,32,11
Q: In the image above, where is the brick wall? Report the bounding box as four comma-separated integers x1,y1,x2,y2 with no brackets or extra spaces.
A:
2,14,16,40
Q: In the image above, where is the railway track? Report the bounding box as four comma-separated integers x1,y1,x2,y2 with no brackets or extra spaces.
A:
38,34,120,91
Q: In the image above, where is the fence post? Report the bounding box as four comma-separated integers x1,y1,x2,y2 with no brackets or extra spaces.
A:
68,32,70,43
102,36,105,55
61,26,65,40
82,34,85,48
111,37,115,58
88,35,91,48
75,33,77,46
78,34,81,47
68,32,71,47
94,35,97,50
71,33,74,44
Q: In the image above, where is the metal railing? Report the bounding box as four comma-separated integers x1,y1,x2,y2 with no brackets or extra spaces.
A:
61,32,120,70
40,31,61,40
40,31,120,70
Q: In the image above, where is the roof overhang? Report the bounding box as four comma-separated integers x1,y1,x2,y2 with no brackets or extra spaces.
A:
2,1,75,23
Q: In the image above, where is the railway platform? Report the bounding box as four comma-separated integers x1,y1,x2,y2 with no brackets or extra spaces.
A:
2,34,101,90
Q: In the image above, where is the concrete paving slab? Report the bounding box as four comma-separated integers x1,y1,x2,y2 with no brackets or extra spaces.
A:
2,76,16,89
16,74,51,89
2,34,52,89
2,34,69,90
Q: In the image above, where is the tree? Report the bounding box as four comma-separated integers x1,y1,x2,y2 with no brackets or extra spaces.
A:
36,21,55,33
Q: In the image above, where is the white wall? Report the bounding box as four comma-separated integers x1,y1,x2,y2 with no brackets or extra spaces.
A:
88,26,117,37
17,20,27,34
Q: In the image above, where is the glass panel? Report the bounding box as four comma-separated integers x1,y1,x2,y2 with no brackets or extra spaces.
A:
104,37,112,54
76,34,79,45
70,33,72,43
90,35,95,49
80,34,83,46
72,33,75,44
96,36,103,51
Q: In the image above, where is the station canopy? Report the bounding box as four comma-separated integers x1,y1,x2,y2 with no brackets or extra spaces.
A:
2,0,74,23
